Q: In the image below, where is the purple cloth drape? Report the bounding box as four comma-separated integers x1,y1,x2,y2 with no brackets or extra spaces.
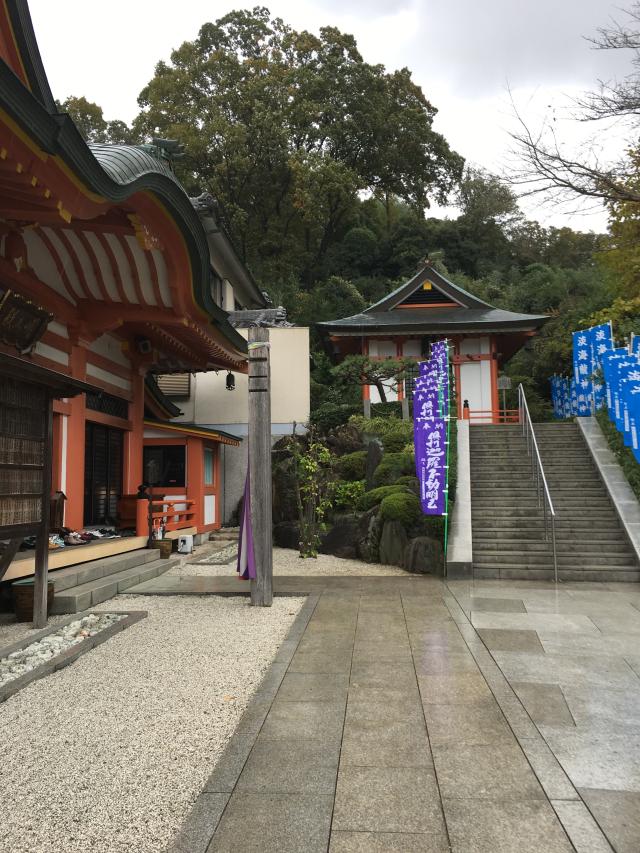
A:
236,471,257,580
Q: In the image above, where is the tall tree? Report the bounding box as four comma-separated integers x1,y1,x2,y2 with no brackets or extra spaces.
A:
56,96,135,145
510,3,640,206
133,7,463,285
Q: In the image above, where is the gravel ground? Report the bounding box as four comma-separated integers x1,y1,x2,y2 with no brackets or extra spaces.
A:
0,593,304,853
173,545,408,578
0,612,68,647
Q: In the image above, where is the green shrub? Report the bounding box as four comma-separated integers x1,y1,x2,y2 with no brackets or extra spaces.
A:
356,484,409,512
333,450,367,481
372,450,415,487
414,514,446,541
311,402,360,434
379,492,422,526
596,409,640,500
370,401,403,419
333,479,366,511
394,475,420,495
351,415,413,449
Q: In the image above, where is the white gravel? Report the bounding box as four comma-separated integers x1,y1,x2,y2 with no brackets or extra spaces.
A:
172,545,407,578
0,613,124,686
0,593,304,853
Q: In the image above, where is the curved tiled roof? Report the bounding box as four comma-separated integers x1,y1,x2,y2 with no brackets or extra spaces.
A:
88,144,182,189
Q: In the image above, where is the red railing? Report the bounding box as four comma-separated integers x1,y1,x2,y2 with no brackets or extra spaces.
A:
149,499,196,534
465,408,520,424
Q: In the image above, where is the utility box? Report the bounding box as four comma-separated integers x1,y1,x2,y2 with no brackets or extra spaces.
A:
178,534,194,554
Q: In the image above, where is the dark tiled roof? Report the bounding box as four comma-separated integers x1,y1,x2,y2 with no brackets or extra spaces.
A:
318,307,549,334
89,144,182,189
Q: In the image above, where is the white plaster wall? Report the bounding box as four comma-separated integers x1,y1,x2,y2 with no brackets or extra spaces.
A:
459,336,492,422
188,327,310,428
368,339,399,403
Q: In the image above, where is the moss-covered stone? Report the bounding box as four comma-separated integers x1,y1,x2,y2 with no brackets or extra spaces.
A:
356,484,409,512
379,491,422,526
372,450,415,487
333,450,367,481
394,475,420,495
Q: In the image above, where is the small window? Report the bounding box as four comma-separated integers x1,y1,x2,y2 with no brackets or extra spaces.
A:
143,445,186,487
204,448,215,486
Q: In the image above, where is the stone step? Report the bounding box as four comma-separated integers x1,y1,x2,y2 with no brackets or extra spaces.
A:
473,551,636,566
473,539,633,554
472,526,624,539
50,558,173,614
43,548,164,594
472,566,640,582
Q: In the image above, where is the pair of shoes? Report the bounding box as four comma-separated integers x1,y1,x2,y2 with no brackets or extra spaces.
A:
64,533,85,546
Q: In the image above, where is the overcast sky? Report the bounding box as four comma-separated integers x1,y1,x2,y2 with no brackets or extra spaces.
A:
29,0,634,233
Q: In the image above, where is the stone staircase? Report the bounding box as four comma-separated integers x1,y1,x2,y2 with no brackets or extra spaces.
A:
13,548,173,614
470,422,640,582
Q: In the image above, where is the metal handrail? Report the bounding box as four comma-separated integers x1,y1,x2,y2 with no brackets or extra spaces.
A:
517,384,558,582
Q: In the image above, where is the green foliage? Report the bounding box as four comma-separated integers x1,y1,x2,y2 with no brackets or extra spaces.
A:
331,356,415,404
394,475,420,494
310,402,361,434
371,402,403,419
379,491,422,525
333,450,367,481
133,8,462,285
372,450,415,487
356,484,410,512
57,96,135,144
596,410,640,500
333,479,366,511
287,432,336,558
350,415,413,449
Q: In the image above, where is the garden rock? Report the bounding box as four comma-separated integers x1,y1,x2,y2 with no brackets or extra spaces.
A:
404,536,444,575
378,519,408,566
365,439,383,491
319,513,363,559
326,422,362,456
357,507,383,563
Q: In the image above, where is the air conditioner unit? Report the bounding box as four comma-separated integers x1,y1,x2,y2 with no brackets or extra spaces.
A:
178,534,193,554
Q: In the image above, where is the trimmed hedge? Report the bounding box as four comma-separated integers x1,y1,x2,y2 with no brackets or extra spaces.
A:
394,475,420,495
379,492,422,525
311,402,360,433
333,450,367,481
356,484,409,512
372,450,415,487
596,409,640,500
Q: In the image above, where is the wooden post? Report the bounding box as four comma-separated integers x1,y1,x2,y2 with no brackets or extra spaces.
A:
248,326,273,606
33,395,53,628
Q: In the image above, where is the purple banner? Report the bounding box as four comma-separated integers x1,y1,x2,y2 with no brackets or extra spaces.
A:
413,341,449,515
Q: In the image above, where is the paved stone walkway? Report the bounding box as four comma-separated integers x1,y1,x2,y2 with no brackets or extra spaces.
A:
157,574,640,853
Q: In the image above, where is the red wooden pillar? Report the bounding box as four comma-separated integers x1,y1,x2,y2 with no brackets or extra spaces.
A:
124,371,144,495
490,335,499,424
65,344,87,530
186,436,204,532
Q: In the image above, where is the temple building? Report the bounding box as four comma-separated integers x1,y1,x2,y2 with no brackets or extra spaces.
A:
318,263,548,421
0,0,253,586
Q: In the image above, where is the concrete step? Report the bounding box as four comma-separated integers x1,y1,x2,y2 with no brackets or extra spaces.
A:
50,557,173,614
46,549,163,594
472,567,640,582
473,539,633,554
473,551,636,567
472,525,624,539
